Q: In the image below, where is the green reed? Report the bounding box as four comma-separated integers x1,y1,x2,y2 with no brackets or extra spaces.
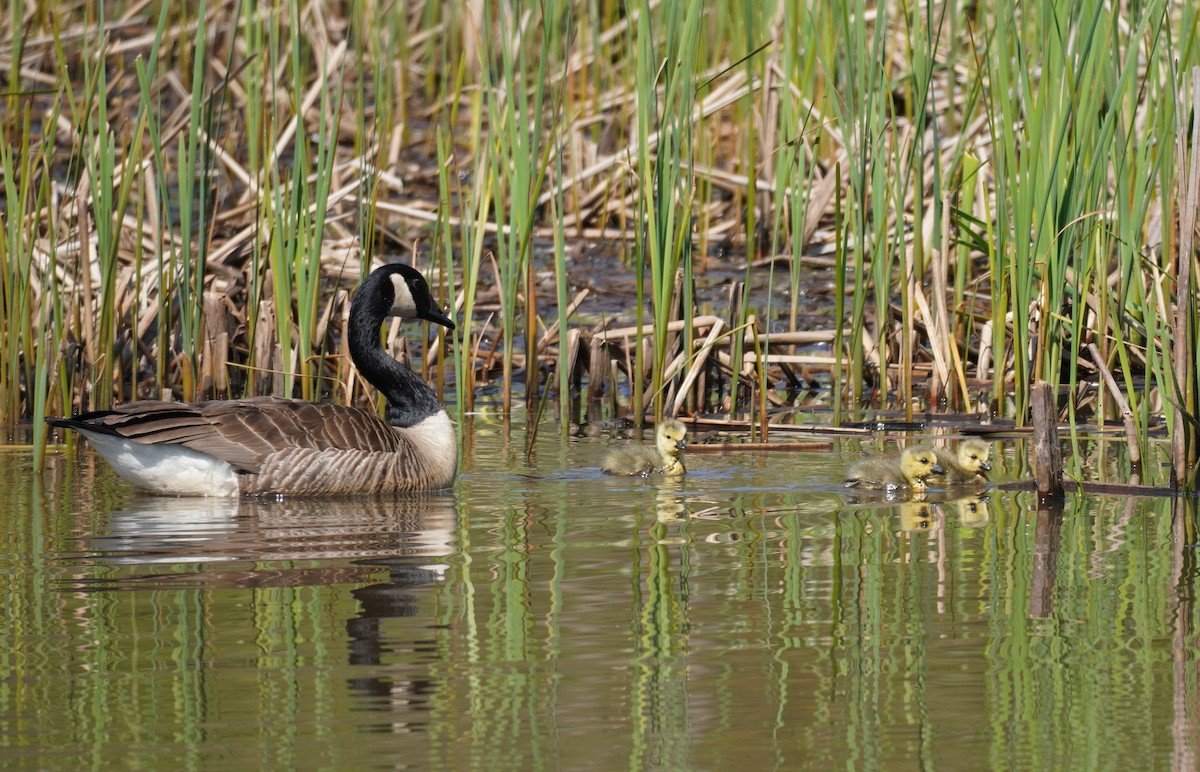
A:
480,0,564,414
1170,64,1200,487
978,0,1191,485
235,0,268,397
1,114,34,425
550,156,572,435
2,0,1199,489
819,0,892,409
76,13,128,410
633,0,702,422
438,122,491,421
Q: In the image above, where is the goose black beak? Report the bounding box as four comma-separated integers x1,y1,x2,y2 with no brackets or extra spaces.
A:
930,463,946,475
423,306,457,331
675,440,687,451
979,460,992,472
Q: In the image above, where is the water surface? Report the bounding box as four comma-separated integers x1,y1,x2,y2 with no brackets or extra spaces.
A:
2,423,1198,769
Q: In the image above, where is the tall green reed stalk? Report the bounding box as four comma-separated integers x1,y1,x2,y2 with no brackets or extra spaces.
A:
773,81,818,332
1169,64,1200,488
634,0,702,422
168,0,216,401
0,98,66,465
438,122,491,422
238,0,267,397
983,0,1173,443
75,5,145,410
550,156,572,435
480,0,565,413
822,0,892,410
1,113,37,426
28,104,68,466
250,5,345,403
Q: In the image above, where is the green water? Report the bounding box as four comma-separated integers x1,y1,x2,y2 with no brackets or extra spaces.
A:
1,422,1198,770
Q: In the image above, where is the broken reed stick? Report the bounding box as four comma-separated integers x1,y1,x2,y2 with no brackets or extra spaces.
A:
1085,343,1140,470
1172,66,1200,488
1031,381,1064,505
669,319,726,416
593,314,722,342
686,441,834,452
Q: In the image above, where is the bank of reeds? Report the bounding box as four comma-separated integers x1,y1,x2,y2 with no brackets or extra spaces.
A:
1,1,1198,487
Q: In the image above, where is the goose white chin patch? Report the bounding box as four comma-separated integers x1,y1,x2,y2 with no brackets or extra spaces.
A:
81,432,241,497
388,274,418,317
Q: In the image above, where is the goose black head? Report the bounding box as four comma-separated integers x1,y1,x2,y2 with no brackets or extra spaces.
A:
363,263,456,331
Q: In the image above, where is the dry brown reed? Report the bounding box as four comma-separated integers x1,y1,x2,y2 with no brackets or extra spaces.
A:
1,2,1196,488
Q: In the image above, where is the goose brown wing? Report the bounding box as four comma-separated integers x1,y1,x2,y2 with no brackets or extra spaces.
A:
57,396,403,474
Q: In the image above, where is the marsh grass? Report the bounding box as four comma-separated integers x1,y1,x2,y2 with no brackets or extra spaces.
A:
2,0,1199,487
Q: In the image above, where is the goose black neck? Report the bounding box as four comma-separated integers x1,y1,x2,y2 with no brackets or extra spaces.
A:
348,296,443,428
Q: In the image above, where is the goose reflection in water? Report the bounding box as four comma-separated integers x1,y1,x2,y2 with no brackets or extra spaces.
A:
76,493,457,585
345,557,445,710
70,492,457,730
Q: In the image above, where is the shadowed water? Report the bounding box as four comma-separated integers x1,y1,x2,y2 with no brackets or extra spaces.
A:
2,420,1199,769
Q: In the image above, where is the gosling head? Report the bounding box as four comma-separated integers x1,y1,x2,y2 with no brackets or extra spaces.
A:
955,438,992,476
655,419,688,458
900,447,945,491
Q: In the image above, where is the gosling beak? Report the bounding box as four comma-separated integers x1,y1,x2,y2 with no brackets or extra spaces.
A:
979,460,992,473
930,463,946,475
675,440,687,451
422,305,457,331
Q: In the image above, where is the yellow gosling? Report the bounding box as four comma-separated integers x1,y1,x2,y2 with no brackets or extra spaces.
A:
602,419,688,477
930,438,992,485
843,447,945,492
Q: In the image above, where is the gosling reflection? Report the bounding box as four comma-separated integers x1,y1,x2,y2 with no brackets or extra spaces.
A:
654,477,687,523
890,493,990,532
898,497,943,532
947,495,990,527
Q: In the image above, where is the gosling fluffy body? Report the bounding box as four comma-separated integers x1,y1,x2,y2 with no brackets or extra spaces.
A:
930,438,992,485
602,419,688,477
843,447,945,491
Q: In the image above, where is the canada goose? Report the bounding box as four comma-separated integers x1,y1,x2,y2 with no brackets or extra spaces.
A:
842,447,945,492
929,438,992,485
46,263,457,497
602,419,688,477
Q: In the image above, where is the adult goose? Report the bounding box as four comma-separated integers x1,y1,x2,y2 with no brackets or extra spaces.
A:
47,263,457,497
